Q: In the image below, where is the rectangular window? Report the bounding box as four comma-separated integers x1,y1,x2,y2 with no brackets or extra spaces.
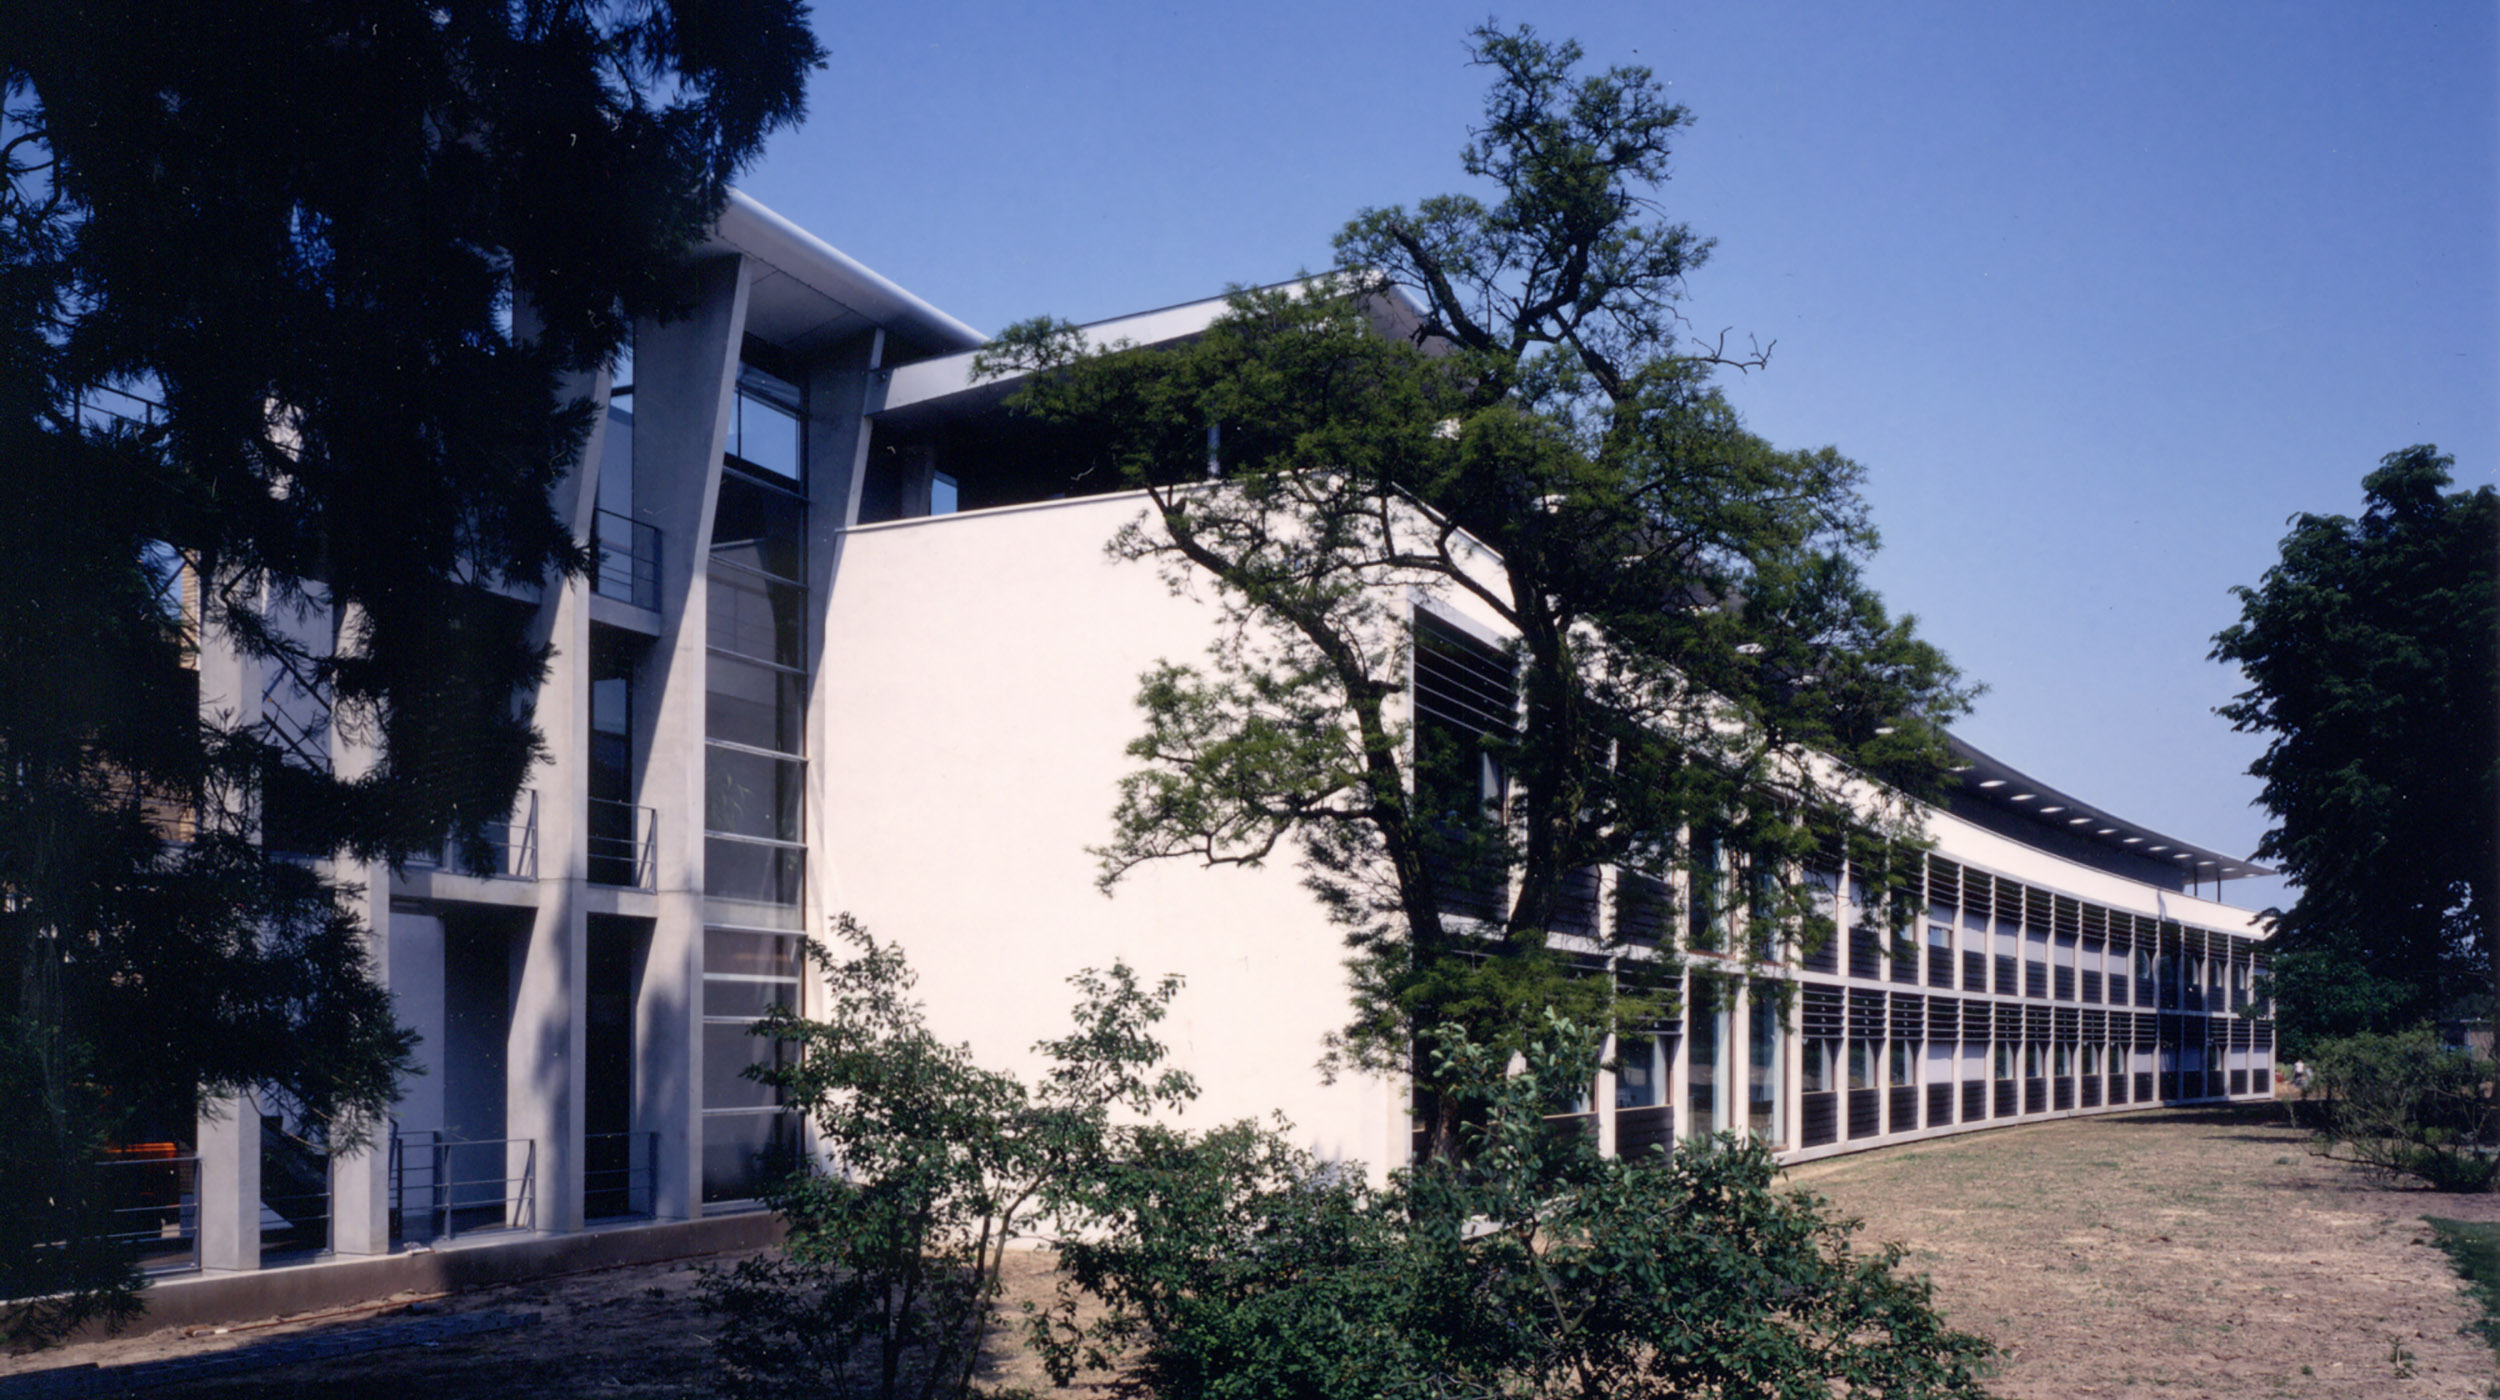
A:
725,364,803,482
1748,998,1784,1146
1614,1034,1665,1109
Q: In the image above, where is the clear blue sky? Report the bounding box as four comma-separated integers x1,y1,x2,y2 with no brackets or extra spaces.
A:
740,2,2498,913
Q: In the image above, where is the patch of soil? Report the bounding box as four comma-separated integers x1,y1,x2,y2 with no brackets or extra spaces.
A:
10,1106,2495,1397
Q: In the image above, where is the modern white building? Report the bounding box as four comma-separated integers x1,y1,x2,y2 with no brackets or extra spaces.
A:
154,192,2275,1292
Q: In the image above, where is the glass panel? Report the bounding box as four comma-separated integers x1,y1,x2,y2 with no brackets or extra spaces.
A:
708,569,805,668
1748,998,1783,1144
931,473,958,515
706,747,802,842
705,837,802,908
706,930,801,979
704,977,799,1020
707,654,804,753
1614,1035,1659,1109
701,1111,796,1204
726,378,802,482
703,1023,790,1110
712,471,805,581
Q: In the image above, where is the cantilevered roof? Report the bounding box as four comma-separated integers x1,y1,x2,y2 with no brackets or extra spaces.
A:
707,190,985,358
1944,732,2272,882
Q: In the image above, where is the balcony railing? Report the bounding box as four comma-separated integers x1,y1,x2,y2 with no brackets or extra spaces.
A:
391,1132,537,1244
593,509,662,611
584,1131,660,1220
95,1145,201,1275
405,789,539,879
587,799,657,889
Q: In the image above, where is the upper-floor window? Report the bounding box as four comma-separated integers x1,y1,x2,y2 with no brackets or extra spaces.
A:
726,362,802,483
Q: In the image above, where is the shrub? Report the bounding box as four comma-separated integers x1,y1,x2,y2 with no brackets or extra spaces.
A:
700,916,1195,1400
2308,1028,2498,1192
1036,1014,1998,1399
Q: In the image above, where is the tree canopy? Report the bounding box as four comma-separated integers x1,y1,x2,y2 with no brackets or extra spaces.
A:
980,25,1970,1150
0,0,819,1336
2212,446,2499,1047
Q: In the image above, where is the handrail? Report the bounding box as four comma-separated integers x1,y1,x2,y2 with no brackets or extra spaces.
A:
404,789,539,879
593,509,662,611
93,1150,202,1275
391,1131,537,1243
587,798,657,889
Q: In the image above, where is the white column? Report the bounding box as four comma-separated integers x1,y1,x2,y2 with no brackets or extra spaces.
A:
196,1091,261,1273
329,868,394,1255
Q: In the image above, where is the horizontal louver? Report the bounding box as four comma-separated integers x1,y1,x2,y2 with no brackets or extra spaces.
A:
1890,993,1925,1041
1963,999,1993,1043
1800,984,1844,1038
1849,989,1886,1040
1412,613,1514,735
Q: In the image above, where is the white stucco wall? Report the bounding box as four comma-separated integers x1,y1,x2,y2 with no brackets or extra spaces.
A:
816,491,1402,1177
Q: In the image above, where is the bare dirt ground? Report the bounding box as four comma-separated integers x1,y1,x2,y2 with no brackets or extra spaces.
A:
6,1104,2495,1398
1789,1105,2500,1399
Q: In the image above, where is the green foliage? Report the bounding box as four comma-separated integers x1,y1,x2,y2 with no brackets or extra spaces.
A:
0,1,818,1339
1036,1015,1996,1399
702,916,1194,1400
2213,447,2499,1041
2308,1029,2499,1192
979,25,1969,1150
2424,1217,2500,1353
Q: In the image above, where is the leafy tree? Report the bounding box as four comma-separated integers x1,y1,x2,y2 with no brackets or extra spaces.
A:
702,916,1195,1400
979,25,1969,1151
2212,447,2499,1045
2305,1028,2499,1193
0,1,819,1338
1034,1014,1997,1399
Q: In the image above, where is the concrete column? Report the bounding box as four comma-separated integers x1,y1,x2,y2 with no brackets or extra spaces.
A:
192,592,264,1273
196,1091,261,1274
633,255,749,1218
501,343,607,1238
330,866,394,1256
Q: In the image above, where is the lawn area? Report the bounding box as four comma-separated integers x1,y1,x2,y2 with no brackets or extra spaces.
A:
8,1105,2496,1398
1791,1105,2500,1398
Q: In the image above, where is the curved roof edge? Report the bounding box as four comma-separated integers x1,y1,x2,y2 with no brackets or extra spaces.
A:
711,189,986,353
1943,732,2273,883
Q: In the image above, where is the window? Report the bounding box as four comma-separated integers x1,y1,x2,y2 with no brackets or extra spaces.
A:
1614,1034,1667,1109
1747,998,1784,1146
1888,1040,1913,1088
1412,610,1513,923
725,363,803,482
1801,1037,1836,1094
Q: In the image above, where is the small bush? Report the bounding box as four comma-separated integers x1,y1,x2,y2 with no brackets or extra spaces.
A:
2309,1028,2499,1192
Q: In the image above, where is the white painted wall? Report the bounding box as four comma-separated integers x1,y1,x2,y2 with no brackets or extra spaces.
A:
818,492,1402,1176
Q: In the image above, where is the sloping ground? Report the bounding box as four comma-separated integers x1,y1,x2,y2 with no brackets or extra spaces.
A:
8,1106,2495,1398
1789,1105,2500,1399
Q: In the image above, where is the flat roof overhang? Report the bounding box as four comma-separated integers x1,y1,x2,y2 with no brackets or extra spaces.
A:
1944,732,2272,883
705,190,986,359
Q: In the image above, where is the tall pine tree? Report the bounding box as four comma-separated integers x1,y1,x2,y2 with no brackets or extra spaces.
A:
0,1,820,1339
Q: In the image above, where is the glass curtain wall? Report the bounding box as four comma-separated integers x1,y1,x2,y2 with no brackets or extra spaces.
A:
700,361,807,1202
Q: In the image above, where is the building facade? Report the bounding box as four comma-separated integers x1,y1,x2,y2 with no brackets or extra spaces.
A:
162,193,2273,1280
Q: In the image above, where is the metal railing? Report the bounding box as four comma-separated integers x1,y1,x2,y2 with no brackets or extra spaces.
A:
391,1132,537,1244
94,1148,201,1275
587,799,657,889
259,1124,332,1261
584,1131,659,1220
405,789,539,879
593,509,662,611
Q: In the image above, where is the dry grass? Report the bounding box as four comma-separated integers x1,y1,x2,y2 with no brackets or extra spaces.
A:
10,1105,2497,1397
